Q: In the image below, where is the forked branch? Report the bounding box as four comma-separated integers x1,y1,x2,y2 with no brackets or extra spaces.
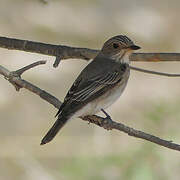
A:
1,61,180,151
0,61,61,108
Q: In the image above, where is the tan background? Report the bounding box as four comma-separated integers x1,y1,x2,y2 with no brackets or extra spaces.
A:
0,0,180,179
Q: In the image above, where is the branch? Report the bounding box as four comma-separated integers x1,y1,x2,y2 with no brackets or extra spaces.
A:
1,62,180,151
1,36,180,64
15,60,46,76
0,61,61,108
83,116,180,151
0,36,98,62
130,66,180,77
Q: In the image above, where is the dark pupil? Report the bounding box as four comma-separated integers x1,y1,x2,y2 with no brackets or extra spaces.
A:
113,43,119,49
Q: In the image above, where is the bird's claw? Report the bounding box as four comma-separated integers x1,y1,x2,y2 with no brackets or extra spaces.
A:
101,109,113,130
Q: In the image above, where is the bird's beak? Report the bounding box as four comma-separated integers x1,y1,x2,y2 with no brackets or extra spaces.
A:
129,45,141,50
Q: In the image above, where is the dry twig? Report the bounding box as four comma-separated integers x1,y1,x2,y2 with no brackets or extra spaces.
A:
0,61,180,151
1,36,180,65
130,66,180,77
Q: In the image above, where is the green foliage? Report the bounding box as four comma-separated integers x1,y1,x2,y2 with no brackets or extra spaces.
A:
57,145,161,180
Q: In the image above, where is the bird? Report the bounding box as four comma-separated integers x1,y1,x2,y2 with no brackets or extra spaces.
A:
41,35,141,145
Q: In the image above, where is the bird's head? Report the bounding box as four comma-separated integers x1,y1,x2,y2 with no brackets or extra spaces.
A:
100,35,141,64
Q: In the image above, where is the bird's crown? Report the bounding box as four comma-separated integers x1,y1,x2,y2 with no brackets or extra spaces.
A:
101,35,140,55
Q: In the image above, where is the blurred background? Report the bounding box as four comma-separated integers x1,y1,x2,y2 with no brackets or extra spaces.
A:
0,0,180,179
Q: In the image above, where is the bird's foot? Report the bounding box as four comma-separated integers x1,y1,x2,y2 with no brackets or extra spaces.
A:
100,109,113,130
82,110,113,130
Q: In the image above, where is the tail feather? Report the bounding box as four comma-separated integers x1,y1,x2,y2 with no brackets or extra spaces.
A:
40,115,68,145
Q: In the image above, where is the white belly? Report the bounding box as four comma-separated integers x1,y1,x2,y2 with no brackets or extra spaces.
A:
72,78,128,118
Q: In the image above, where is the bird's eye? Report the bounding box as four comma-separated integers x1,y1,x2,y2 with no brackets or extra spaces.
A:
113,43,119,49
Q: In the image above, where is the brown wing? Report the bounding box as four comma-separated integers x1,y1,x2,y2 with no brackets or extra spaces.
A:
55,63,128,117
71,71,120,102
55,77,82,117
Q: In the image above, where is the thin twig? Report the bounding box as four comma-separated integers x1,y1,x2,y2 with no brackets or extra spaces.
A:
83,115,180,151
0,62,180,151
0,65,10,76
53,56,62,68
15,60,46,76
0,62,61,108
130,65,180,77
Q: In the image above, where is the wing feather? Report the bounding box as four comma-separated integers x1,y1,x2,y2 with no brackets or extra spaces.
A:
72,71,120,101
56,63,128,117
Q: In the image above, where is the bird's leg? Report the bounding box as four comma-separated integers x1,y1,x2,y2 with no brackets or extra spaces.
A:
101,109,111,119
100,109,113,130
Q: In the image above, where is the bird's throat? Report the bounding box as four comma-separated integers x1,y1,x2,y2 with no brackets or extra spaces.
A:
112,51,131,64
121,52,130,64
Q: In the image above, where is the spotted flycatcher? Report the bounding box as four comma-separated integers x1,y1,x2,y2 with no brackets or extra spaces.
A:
41,35,141,145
